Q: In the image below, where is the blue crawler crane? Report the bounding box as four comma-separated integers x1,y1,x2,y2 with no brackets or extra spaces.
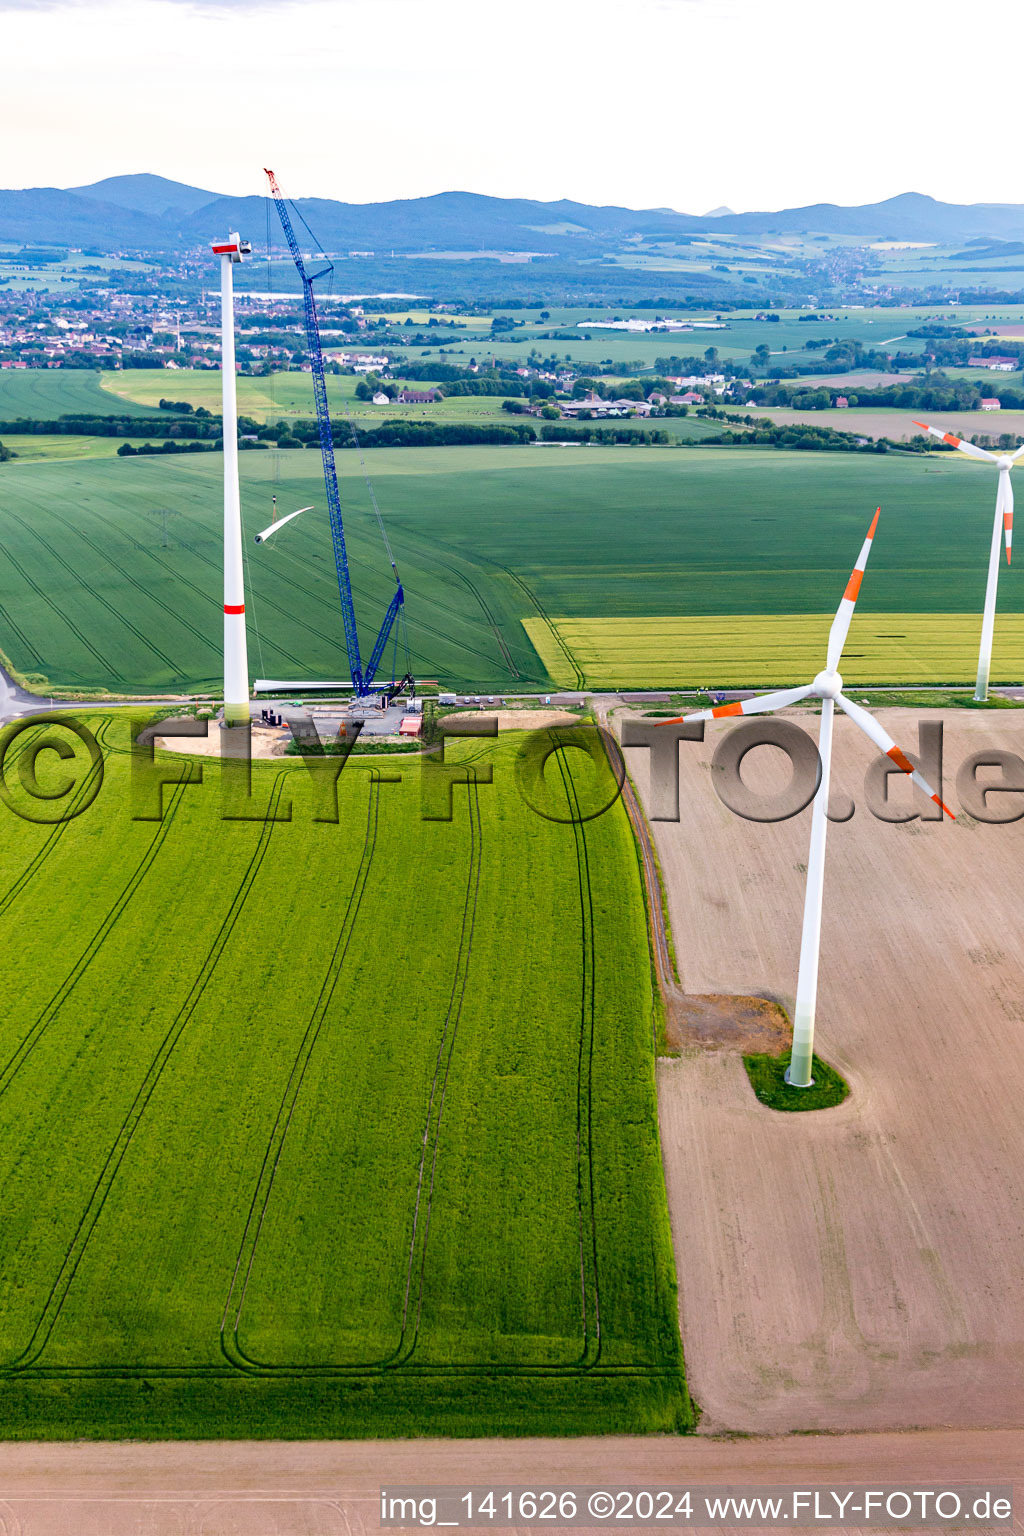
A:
265,167,411,700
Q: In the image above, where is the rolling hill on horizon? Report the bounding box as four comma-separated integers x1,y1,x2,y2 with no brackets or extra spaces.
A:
4,176,1024,255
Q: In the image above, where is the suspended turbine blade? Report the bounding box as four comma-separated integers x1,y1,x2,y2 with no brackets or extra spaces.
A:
912,419,998,462
1003,472,1014,565
1010,441,1024,462
254,506,313,544
827,507,879,674
836,694,955,819
657,683,814,725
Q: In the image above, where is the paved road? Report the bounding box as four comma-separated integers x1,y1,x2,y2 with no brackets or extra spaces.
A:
0,659,200,727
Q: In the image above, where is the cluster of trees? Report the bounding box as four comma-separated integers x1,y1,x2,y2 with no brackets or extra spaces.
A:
917,337,1024,370
539,424,670,445
502,400,561,419
741,371,1024,412
343,422,536,448
158,398,196,413
654,351,727,376
116,440,221,457
0,412,256,439
700,420,920,453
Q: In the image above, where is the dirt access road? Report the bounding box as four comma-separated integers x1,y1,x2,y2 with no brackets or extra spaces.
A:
0,1431,1020,1535
620,707,1024,1435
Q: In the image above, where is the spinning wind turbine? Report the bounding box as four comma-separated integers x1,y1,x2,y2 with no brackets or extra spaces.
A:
658,510,954,1088
913,419,1021,700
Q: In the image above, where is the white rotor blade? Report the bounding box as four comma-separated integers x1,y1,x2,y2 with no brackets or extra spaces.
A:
1003,472,1014,565
912,419,998,463
657,683,814,726
836,694,955,819
254,505,313,544
827,507,879,674
1010,441,1024,462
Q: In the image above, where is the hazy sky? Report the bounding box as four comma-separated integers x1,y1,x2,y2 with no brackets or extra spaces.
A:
4,0,1020,213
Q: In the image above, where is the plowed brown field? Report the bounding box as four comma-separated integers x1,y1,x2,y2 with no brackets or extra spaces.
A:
622,708,1024,1434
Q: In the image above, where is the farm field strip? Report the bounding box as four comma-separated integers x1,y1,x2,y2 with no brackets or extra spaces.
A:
0,725,688,1436
525,613,1024,688
4,447,1011,695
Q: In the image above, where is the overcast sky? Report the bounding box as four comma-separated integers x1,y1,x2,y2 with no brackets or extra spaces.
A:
4,0,1020,213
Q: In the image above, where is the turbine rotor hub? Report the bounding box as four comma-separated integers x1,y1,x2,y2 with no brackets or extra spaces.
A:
813,669,842,700
999,456,1013,471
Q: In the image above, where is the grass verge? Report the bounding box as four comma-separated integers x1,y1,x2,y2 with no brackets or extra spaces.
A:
743,1050,850,1112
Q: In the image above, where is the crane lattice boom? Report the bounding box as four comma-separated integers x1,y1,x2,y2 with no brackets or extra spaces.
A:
264,168,404,697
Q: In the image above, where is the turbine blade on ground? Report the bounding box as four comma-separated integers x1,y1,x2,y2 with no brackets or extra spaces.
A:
837,693,955,818
657,683,814,725
912,419,998,462
827,507,880,673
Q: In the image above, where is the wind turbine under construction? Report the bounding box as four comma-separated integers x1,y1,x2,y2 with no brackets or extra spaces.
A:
658,510,955,1089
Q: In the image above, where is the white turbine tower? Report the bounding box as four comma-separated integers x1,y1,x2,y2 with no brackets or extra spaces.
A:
659,510,954,1088
914,419,1022,701
213,231,252,727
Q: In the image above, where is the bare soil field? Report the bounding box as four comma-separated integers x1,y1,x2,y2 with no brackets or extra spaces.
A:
761,407,1024,442
622,708,1024,1435
0,1431,1020,1536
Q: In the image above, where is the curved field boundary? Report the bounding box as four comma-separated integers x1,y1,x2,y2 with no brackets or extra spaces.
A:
3,775,290,1373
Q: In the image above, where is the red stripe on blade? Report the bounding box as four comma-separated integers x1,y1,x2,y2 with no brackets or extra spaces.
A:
712,701,744,718
868,507,880,538
887,746,914,774
224,603,245,614
843,569,863,602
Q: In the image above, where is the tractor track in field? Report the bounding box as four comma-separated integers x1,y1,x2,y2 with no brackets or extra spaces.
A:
0,719,112,924
0,599,42,668
251,529,509,679
221,767,486,1375
0,771,191,1103
445,569,520,678
2,509,183,679
78,502,318,680
395,773,483,1363
550,737,602,1366
0,535,122,679
3,775,289,1373
220,771,389,1372
500,566,585,690
43,506,224,677
11,742,660,1388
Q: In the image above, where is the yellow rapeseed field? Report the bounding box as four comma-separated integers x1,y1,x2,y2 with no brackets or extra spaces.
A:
524,613,1024,689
